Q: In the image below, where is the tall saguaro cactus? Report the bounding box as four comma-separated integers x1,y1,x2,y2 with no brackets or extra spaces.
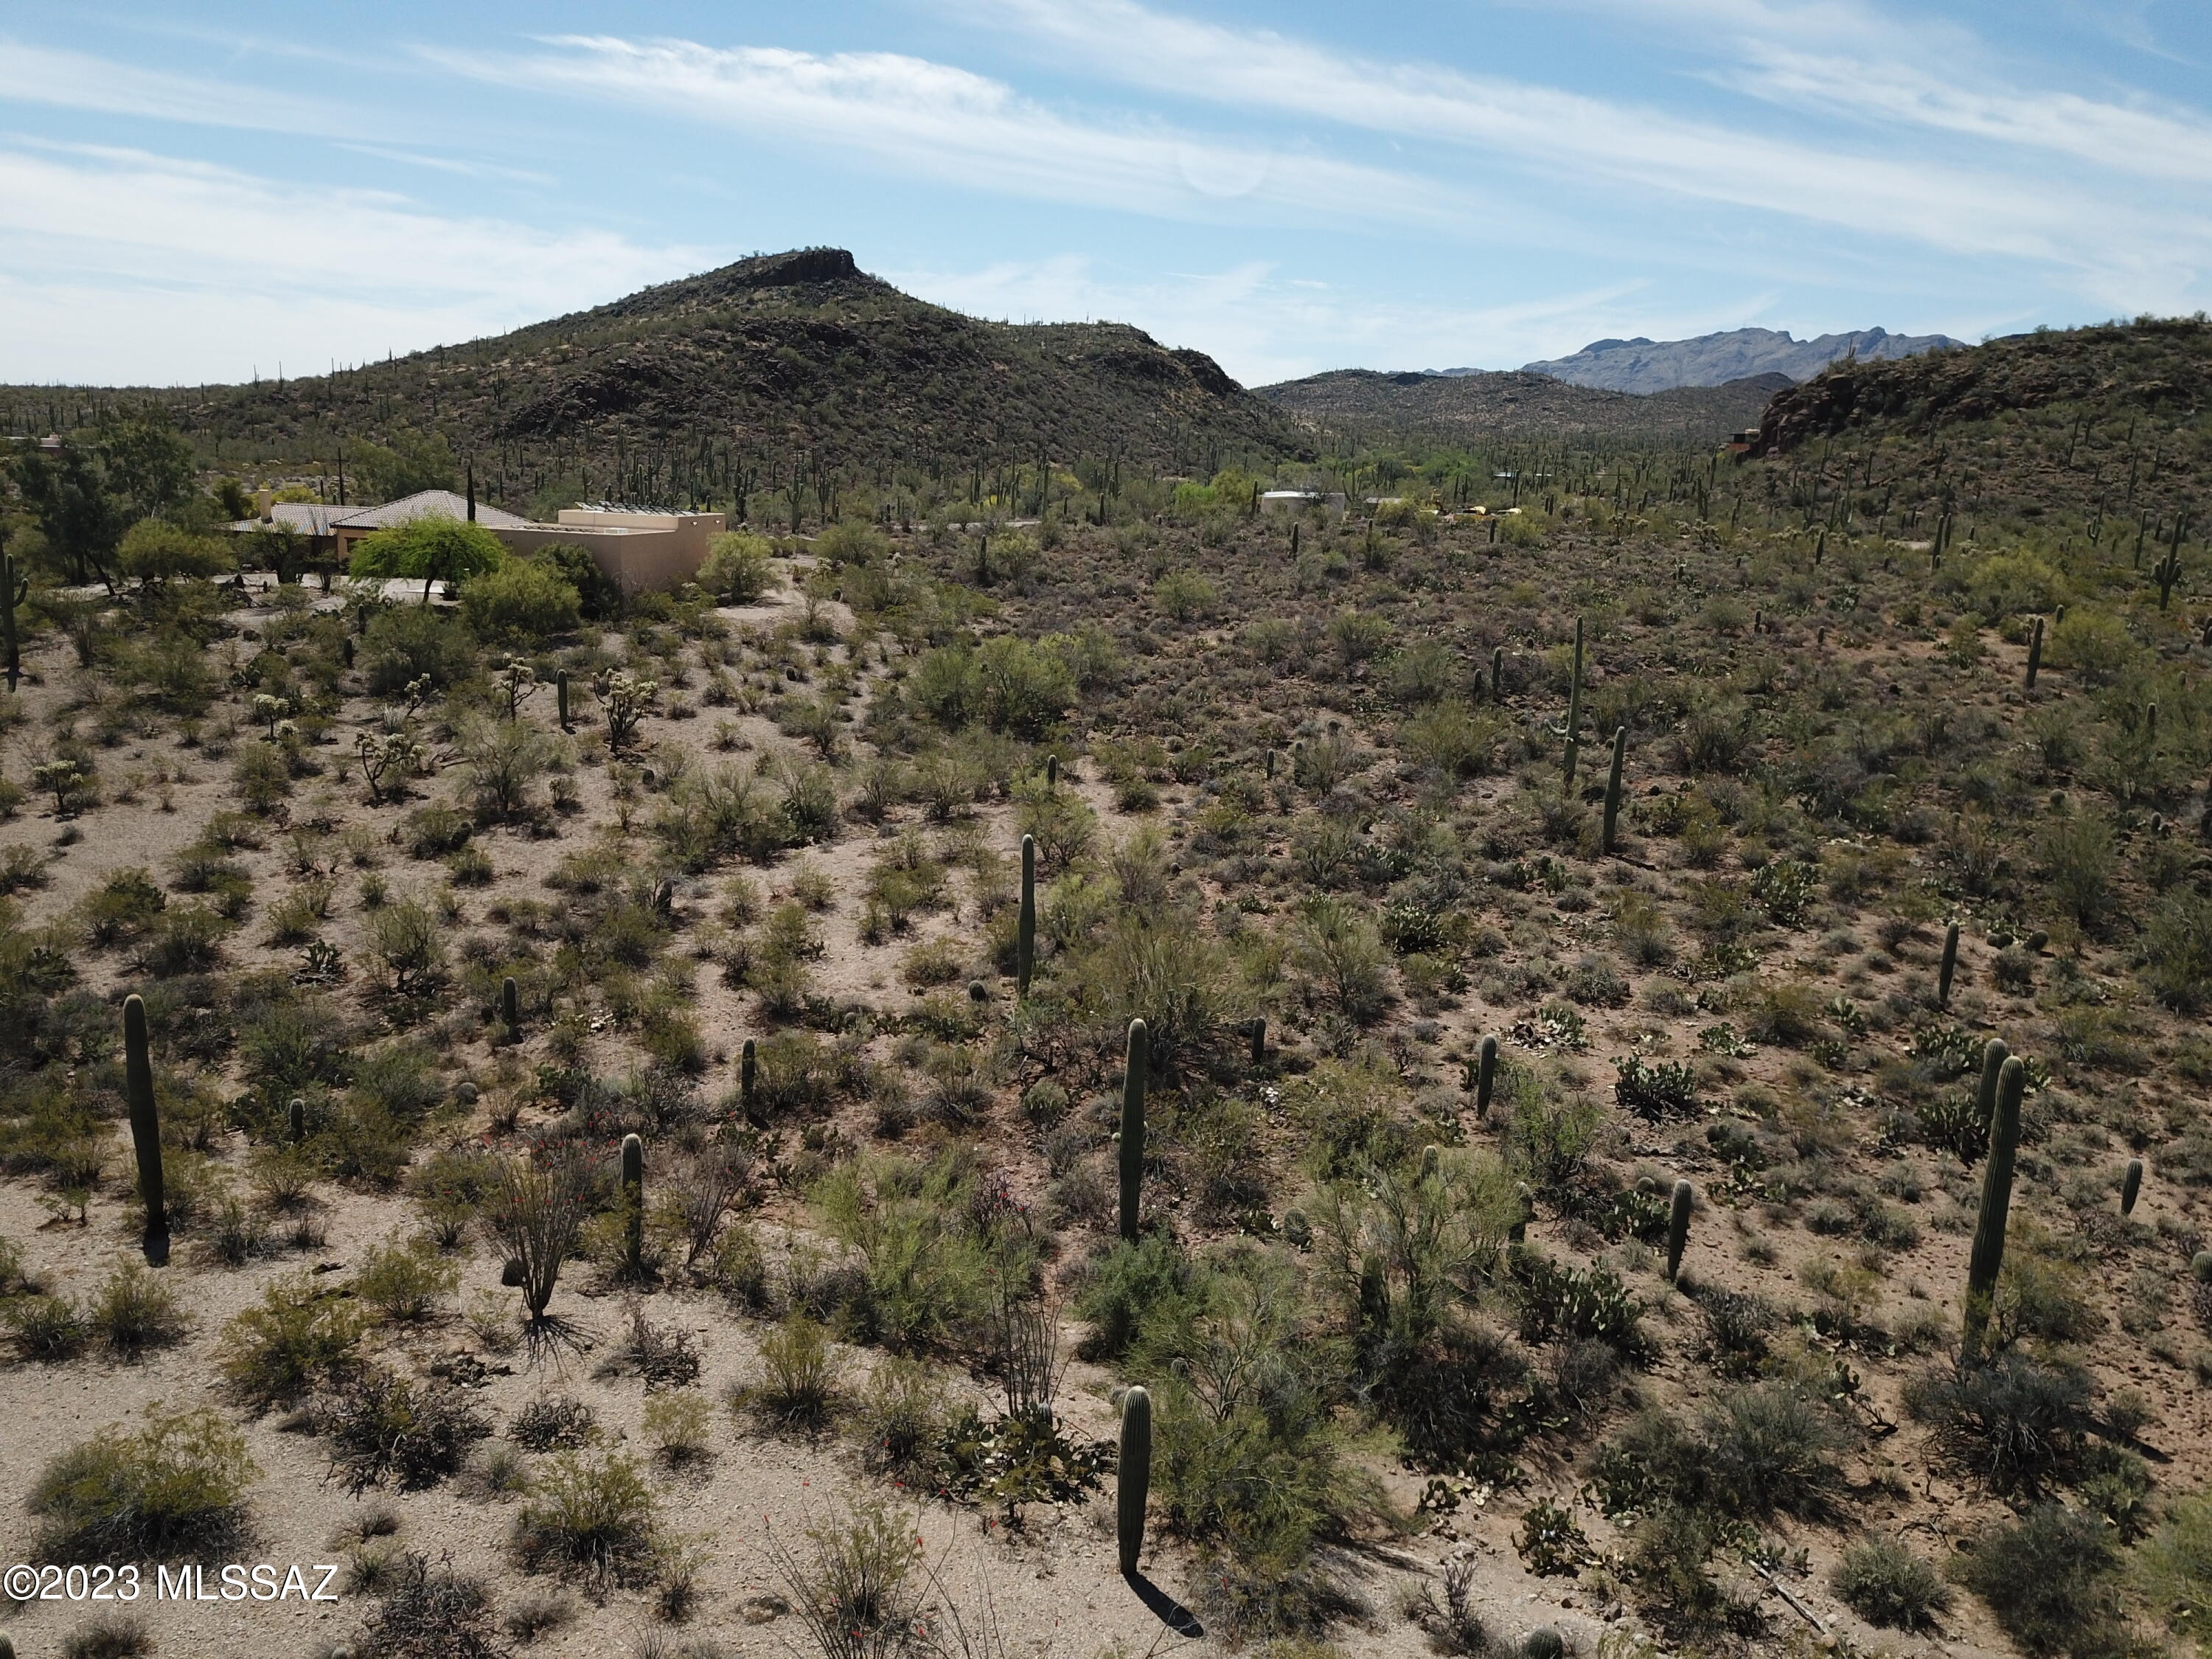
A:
740,1037,757,1121
2155,514,2189,610
1562,618,1585,785
1601,726,1627,854
2025,616,2045,689
1963,1056,2028,1358
556,669,571,731
2121,1158,2143,1217
1665,1179,1693,1282
124,994,167,1262
1475,1034,1499,1119
1491,645,1505,704
1118,1385,1152,1576
1119,1019,1148,1242
622,1133,645,1271
0,544,24,695
502,975,521,1042
1938,922,1961,1009
1017,834,1037,998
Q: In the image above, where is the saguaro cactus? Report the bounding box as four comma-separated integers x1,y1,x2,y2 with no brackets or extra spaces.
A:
1562,618,1585,784
556,669,571,731
1938,922,1961,1009
288,1096,305,1145
1601,726,1627,854
124,994,167,1260
1046,754,1059,789
1963,1056,2027,1358
2025,616,2045,689
1475,1034,1499,1119
2121,1158,2143,1217
1118,1385,1152,1576
1249,1015,1265,1067
1017,834,1037,998
1665,1179,1693,1281
2155,515,2188,610
1,544,26,694
1974,1037,2010,1133
622,1133,644,1270
502,975,520,1041
1491,645,1505,704
740,1037,757,1121
1119,1019,1148,1242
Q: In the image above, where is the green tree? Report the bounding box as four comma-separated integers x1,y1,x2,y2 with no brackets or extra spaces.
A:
349,515,506,604
351,433,458,502
117,518,232,588
459,559,581,641
698,532,776,602
10,443,128,588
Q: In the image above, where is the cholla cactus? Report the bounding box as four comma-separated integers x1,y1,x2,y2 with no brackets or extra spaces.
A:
498,658,539,720
355,729,423,805
598,669,659,754
251,692,293,738
32,759,85,816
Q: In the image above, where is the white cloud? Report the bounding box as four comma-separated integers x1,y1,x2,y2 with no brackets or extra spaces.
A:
0,36,342,134
883,254,1773,384
425,35,1470,234
0,144,705,383
970,0,2212,306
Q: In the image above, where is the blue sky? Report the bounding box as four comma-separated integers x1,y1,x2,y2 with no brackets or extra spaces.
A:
4,1,2210,387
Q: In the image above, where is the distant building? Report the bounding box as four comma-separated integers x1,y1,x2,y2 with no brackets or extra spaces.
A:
1725,428,1762,455
226,490,724,595
1259,490,1346,516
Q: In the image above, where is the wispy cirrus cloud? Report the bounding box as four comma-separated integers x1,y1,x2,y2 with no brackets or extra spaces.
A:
0,36,343,134
0,143,703,383
970,0,2212,306
423,35,1472,233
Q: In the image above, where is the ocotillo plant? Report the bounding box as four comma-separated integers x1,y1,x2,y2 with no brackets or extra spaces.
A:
502,975,520,1041
1017,834,1036,998
1562,618,1585,784
1665,1179,1692,1281
1974,1037,2010,1132
1938,922,1961,1009
1962,1056,2027,1358
555,669,571,731
1119,1019,1148,1242
124,993,167,1259
2025,616,2045,689
622,1133,644,1271
740,1037,757,1121
1475,1034,1498,1119
1601,726,1627,854
2122,1158,2143,1217
1118,1385,1152,1576
0,545,24,694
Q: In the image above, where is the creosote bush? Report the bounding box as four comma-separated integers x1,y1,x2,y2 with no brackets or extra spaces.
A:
30,1404,256,1561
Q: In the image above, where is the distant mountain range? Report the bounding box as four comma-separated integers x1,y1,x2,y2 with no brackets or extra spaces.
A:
1426,327,1967,394
1255,368,1790,441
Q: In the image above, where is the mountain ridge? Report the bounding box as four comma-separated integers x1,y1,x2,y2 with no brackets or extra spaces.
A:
1505,325,1966,393
1255,366,1790,441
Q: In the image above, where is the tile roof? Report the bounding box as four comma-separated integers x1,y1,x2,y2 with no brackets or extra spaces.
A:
328,490,528,530
226,502,341,536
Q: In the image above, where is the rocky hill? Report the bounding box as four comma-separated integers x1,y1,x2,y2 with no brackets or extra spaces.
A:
1256,366,1789,441
1517,325,1964,392
1747,316,2211,538
0,248,1301,512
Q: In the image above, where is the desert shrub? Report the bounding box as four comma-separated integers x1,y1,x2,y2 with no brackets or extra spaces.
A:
2134,1487,2212,1654
698,532,776,602
1833,1536,1950,1630
2045,608,2139,684
739,1312,845,1433
58,1613,154,1659
1622,1501,1762,1638
1075,1232,1204,1361
2143,890,2212,1013
89,1261,187,1359
80,867,167,947
1904,1352,2092,1495
7,1292,88,1361
137,902,228,975
853,1355,950,1485
1594,1384,1847,1520
321,1363,491,1492
642,1389,713,1463
810,1150,1001,1349
1952,1500,2126,1658
352,1232,462,1323
364,604,472,694
366,897,446,995
602,1308,702,1388
2039,812,2119,933
459,558,581,641
1615,1056,1698,1119
509,1395,598,1452
219,1268,366,1410
1503,1078,1600,1197
29,1404,255,1561
358,1553,507,1659
1400,700,1500,778
770,1499,926,1659
512,1450,661,1587
502,1587,577,1644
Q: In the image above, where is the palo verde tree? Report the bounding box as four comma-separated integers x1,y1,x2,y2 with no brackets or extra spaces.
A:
347,513,506,603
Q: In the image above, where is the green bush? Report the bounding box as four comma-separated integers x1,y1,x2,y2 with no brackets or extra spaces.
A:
1833,1536,1950,1630
364,604,473,695
737,1312,845,1433
2143,890,2212,1013
459,558,581,641
7,1292,88,1361
90,1261,187,1359
1904,1352,2091,1495
698,532,776,602
1074,1233,1203,1361
352,1231,461,1323
1952,1500,2126,1658
2134,1486,2212,1654
511,1450,661,1587
219,1268,366,1410
29,1404,255,1561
